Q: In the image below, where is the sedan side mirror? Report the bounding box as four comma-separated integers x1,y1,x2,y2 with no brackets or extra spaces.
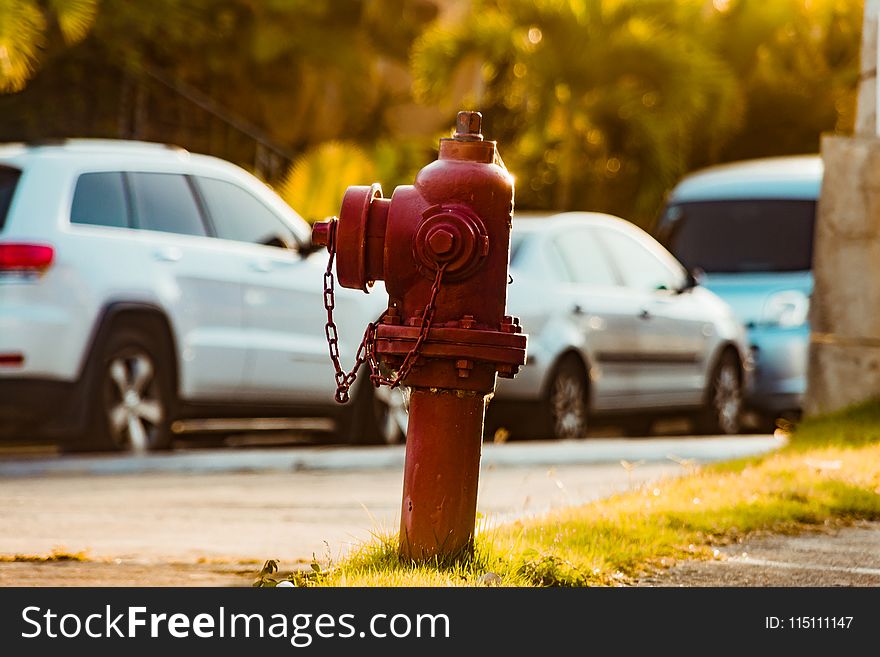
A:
677,268,703,293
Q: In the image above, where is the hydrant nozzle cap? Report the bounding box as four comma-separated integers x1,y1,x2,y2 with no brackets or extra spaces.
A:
311,218,333,250
454,111,483,141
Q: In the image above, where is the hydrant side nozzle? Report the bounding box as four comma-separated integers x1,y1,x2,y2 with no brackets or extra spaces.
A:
336,183,385,291
311,218,334,251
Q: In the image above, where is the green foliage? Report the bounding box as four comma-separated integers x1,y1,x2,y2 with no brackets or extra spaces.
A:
412,1,739,222
411,0,861,224
517,550,588,587
0,0,864,226
278,142,377,223
694,0,861,169
0,0,97,92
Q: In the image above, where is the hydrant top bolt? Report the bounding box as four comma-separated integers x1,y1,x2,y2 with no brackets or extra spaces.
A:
454,111,483,141
428,229,455,256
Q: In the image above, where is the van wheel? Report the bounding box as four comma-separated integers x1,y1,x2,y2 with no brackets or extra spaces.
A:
696,351,742,435
544,356,589,440
74,327,174,452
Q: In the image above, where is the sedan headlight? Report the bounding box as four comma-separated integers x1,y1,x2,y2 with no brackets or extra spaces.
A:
761,290,809,327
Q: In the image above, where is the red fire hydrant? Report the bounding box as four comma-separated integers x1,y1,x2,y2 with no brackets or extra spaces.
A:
312,111,527,562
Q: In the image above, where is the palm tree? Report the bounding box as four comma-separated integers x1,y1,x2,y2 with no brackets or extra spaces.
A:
412,0,739,223
0,0,97,93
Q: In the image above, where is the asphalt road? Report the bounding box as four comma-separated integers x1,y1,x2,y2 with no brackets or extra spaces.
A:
0,435,782,585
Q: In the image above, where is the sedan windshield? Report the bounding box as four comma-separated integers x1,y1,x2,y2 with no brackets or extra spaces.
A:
658,199,816,273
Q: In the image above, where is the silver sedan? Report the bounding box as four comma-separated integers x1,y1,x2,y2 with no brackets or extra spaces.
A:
488,212,752,439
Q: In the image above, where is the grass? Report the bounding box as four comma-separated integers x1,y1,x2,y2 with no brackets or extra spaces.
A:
260,401,880,587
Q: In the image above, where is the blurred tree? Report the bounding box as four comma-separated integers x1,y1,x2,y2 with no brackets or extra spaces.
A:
0,0,863,225
0,0,441,183
278,141,377,223
412,0,740,223
277,136,439,223
696,0,862,166
0,0,97,92
88,0,441,159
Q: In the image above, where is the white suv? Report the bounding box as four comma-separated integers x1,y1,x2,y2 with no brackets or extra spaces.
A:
0,140,401,451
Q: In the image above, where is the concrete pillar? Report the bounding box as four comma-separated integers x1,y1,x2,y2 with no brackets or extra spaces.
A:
805,1,880,416
855,0,880,136
806,136,880,415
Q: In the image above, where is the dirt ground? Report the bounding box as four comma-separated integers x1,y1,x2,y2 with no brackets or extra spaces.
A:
0,559,259,587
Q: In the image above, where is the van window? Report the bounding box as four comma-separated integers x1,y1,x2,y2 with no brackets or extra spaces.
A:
128,173,207,236
71,173,129,228
660,200,815,273
0,166,21,231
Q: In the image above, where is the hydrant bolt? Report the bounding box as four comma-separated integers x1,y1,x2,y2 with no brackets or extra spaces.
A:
455,110,483,141
427,229,455,256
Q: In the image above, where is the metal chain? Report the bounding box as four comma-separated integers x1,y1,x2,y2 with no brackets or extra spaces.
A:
321,221,367,403
364,262,446,390
321,220,445,403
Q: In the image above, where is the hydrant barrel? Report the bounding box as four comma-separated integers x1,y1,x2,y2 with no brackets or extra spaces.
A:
400,389,485,562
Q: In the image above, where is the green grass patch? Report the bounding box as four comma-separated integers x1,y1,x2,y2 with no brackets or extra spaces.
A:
788,400,880,449
259,400,880,587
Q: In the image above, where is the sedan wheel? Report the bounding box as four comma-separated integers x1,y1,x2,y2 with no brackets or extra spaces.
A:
339,376,408,445
698,353,742,435
547,358,589,440
373,385,408,444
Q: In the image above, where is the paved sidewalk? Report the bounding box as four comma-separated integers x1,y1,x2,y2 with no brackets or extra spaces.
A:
0,435,781,478
638,522,880,586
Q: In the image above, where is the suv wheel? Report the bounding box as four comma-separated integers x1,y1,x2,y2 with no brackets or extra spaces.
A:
79,326,174,452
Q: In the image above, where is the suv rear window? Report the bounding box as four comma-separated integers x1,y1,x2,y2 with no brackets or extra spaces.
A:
658,199,816,273
0,166,22,231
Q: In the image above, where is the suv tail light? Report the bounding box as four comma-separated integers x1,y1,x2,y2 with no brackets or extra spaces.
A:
0,243,54,273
